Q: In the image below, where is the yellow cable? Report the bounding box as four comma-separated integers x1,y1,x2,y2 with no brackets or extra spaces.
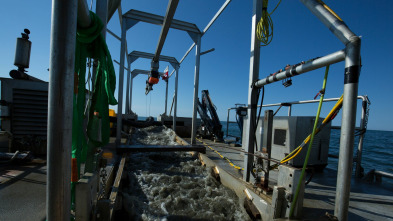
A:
317,0,343,21
280,94,344,163
256,0,281,46
196,138,244,171
281,146,303,163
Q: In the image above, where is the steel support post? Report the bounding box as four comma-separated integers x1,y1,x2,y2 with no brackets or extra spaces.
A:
77,0,91,28
130,73,135,111
96,0,108,38
226,109,230,137
243,0,262,182
165,80,169,115
47,0,77,220
288,105,292,116
92,0,108,90
191,35,202,144
116,20,127,145
262,110,273,189
300,1,360,220
355,98,367,177
335,37,361,221
173,67,179,131
125,61,131,114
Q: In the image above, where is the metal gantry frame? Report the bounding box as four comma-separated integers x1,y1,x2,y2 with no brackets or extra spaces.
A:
114,60,171,118
116,9,202,145
244,0,361,220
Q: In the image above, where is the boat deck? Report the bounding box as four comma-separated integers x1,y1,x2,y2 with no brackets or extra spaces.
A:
1,135,392,221
193,138,393,220
0,159,47,221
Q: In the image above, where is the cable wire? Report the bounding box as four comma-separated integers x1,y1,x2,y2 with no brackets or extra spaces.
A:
289,65,330,218
256,0,282,46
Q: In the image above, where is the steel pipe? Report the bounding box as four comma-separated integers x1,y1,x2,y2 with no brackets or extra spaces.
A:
116,19,127,145
77,0,91,28
254,50,345,88
173,67,179,131
243,0,263,182
153,0,179,63
125,61,130,114
375,171,393,179
298,1,361,220
96,0,108,38
300,0,356,45
47,0,78,220
165,80,168,115
355,96,369,178
191,35,202,144
130,73,134,111
335,36,361,221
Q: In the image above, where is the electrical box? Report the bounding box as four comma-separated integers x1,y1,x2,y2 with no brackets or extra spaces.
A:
243,116,331,169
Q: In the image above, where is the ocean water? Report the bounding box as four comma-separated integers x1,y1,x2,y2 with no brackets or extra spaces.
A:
222,121,393,176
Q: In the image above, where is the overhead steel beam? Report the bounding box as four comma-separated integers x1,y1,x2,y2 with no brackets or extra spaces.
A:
123,9,200,34
168,0,232,78
131,69,165,76
128,51,179,68
153,0,179,63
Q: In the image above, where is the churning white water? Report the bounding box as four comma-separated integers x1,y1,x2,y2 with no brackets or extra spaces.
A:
121,126,250,220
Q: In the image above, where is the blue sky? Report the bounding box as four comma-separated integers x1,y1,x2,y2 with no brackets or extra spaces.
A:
0,0,392,131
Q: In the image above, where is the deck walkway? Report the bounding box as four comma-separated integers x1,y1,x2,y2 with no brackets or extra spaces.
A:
193,138,393,220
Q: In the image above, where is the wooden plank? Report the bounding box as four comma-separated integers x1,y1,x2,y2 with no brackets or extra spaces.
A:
109,154,127,221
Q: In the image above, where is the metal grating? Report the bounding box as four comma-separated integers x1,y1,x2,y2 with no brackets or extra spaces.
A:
12,88,48,138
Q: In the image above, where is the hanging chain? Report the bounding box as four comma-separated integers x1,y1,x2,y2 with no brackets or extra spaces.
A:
84,58,93,117
100,167,107,198
363,96,371,132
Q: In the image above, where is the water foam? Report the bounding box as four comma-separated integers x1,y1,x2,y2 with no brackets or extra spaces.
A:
121,126,250,220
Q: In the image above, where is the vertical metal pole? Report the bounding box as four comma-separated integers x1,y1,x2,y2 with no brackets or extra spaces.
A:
47,0,77,220
243,0,262,182
288,105,292,116
169,94,175,117
191,35,201,144
335,37,361,221
130,73,134,112
116,19,126,145
262,110,273,189
125,61,130,114
173,67,179,131
92,0,108,90
226,109,230,137
165,79,168,115
96,0,108,38
355,98,367,177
